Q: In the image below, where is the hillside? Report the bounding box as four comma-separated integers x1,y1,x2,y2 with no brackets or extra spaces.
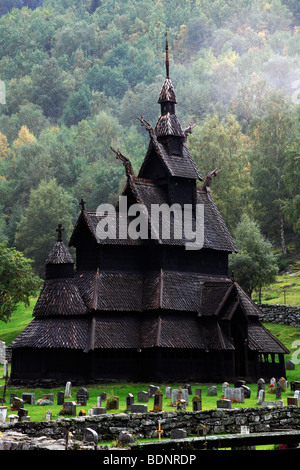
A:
0,0,299,279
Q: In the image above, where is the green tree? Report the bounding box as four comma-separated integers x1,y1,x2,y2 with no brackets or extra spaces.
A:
14,178,76,276
189,114,252,231
229,214,278,301
61,84,92,127
0,242,41,323
249,91,295,253
31,58,70,119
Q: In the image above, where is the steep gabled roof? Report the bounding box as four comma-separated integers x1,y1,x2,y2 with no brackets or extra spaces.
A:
138,136,202,180
46,241,74,264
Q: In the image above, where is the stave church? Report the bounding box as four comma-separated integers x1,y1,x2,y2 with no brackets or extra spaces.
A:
9,41,289,386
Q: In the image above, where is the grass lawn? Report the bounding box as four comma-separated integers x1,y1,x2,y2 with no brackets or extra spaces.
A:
253,264,300,306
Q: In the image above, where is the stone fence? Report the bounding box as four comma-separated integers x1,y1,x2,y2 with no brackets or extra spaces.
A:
1,407,300,442
258,304,300,327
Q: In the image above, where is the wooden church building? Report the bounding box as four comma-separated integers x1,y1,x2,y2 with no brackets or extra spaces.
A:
10,42,289,386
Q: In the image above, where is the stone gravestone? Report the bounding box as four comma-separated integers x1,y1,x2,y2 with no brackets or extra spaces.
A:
63,401,77,416
172,389,189,406
165,387,172,399
10,394,17,404
21,393,35,405
18,408,28,421
148,385,160,397
278,377,288,391
57,391,65,406
3,360,8,379
256,378,265,398
92,407,106,415
84,428,98,445
46,410,52,421
270,377,276,387
138,391,149,403
234,380,246,388
294,390,300,404
207,386,218,396
257,389,265,404
153,390,163,412
131,404,148,413
0,341,6,365
241,385,251,399
76,387,89,406
276,382,282,400
126,393,134,411
107,396,119,410
195,388,202,398
224,387,244,403
65,381,72,398
192,396,202,411
287,397,298,406
182,384,192,395
12,397,24,411
119,430,135,445
222,382,229,395
43,394,54,404
217,399,232,409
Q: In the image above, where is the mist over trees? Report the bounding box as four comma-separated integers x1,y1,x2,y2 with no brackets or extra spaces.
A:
0,0,299,277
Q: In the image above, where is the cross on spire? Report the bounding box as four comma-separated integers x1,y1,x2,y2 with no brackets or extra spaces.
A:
56,223,64,242
79,198,86,211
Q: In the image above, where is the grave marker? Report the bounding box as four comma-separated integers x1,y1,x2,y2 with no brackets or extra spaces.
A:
137,391,149,402
192,396,202,411
126,393,134,411
153,390,163,412
65,381,72,398
217,399,232,409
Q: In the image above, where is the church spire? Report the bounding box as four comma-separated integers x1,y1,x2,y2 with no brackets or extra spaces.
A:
165,31,169,78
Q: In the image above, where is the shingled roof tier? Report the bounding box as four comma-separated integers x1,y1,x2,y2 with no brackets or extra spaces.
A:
46,241,74,264
69,180,237,253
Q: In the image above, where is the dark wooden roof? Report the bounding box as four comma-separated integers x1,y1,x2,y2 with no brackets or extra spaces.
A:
10,317,89,350
158,77,177,103
46,241,74,264
138,138,202,180
33,279,88,317
155,113,185,138
248,322,289,354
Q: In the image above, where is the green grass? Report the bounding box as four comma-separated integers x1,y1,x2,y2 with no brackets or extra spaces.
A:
0,296,38,345
253,264,300,306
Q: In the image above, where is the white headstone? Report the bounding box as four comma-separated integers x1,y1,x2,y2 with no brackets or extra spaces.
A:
65,381,72,398
3,360,8,379
257,389,265,404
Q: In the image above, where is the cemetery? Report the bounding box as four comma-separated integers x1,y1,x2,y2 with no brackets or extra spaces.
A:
1,373,300,450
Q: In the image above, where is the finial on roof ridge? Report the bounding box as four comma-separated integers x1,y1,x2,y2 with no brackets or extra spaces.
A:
165,31,169,78
56,223,64,242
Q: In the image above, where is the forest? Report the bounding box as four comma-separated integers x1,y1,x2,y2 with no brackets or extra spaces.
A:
0,0,299,277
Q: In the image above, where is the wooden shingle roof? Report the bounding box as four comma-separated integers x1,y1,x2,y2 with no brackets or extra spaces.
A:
46,241,74,264
10,318,89,350
33,279,88,317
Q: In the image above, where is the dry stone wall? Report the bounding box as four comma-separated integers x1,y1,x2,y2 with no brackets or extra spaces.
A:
258,304,300,326
1,407,300,442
